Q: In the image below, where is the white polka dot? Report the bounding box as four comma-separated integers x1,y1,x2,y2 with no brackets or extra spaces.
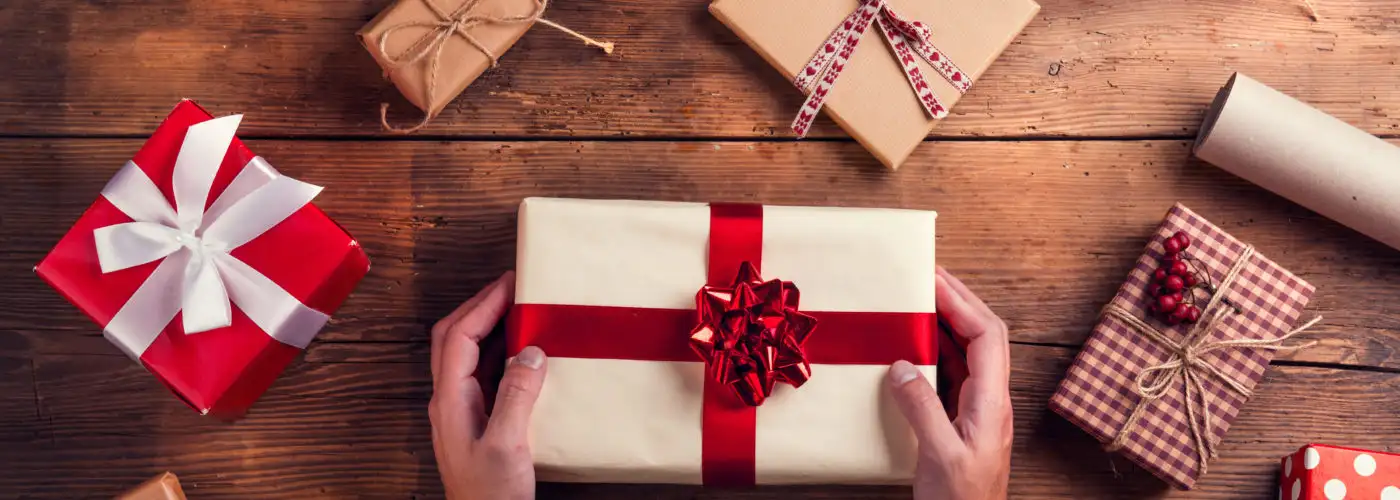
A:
1306,447,1322,469
1381,486,1400,500
1286,455,1294,476
1355,453,1377,477
1292,479,1301,500
1324,479,1346,500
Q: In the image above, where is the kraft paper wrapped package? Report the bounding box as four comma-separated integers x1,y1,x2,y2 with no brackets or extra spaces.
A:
711,0,1039,169
116,472,186,500
359,0,611,132
506,198,939,485
1195,73,1400,252
360,0,538,117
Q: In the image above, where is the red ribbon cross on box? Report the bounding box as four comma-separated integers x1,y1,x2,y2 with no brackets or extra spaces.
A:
507,203,938,487
791,0,972,138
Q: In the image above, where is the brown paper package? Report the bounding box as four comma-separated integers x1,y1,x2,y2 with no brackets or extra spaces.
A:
115,472,186,500
358,0,536,117
710,0,1039,169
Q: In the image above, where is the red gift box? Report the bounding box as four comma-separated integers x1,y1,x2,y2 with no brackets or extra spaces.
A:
36,100,369,418
1280,444,1400,500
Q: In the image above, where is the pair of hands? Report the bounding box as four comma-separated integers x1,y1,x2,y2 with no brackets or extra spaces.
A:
430,267,1012,500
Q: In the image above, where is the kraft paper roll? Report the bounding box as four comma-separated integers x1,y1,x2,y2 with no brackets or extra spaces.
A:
1194,73,1400,251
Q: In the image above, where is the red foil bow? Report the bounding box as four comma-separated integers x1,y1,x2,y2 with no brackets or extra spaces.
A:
791,0,971,137
689,261,817,406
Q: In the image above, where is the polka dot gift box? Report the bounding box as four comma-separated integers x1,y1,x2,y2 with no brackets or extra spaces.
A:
1280,444,1400,500
1050,204,1321,490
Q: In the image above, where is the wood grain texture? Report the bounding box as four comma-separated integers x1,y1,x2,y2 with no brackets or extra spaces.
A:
5,139,1398,367
2,0,1399,138
6,0,1400,496
5,343,1399,499
3,138,1398,498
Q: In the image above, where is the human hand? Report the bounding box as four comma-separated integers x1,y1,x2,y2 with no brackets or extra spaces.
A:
430,272,547,500
888,266,1013,500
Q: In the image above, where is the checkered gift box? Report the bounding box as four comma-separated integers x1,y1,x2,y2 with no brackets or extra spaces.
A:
1049,203,1317,489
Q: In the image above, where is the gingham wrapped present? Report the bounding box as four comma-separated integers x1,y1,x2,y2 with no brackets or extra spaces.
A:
1049,203,1318,490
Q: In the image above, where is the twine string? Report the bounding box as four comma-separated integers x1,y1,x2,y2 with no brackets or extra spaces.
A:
375,0,614,133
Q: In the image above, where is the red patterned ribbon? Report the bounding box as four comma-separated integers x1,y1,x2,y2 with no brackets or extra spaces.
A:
791,0,971,138
506,203,937,486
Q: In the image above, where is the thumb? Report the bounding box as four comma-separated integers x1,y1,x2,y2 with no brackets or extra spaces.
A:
888,360,962,456
484,346,548,444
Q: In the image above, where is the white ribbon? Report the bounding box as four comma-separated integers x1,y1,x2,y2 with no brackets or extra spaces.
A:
96,114,330,359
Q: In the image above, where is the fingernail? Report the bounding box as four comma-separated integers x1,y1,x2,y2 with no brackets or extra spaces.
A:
889,360,920,386
514,346,545,370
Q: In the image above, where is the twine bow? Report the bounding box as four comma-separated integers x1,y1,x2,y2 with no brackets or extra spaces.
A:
1102,245,1321,477
374,0,613,134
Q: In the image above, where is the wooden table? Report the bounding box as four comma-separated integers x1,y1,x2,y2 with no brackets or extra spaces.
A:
3,0,1400,498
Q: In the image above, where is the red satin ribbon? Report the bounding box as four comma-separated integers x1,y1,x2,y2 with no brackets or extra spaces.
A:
702,204,762,486
506,203,936,486
507,305,936,365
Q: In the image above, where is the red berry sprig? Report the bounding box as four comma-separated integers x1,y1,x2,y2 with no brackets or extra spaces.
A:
1146,231,1206,325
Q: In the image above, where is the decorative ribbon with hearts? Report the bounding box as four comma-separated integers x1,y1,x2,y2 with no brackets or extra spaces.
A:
792,0,971,137
95,114,330,360
507,203,938,486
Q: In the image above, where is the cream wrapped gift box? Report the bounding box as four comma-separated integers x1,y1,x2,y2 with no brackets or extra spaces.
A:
506,197,939,485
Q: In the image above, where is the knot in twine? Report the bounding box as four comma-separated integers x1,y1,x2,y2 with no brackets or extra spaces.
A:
375,0,614,133
1102,245,1321,477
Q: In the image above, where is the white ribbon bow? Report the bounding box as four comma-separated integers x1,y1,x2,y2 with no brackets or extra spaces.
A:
95,114,330,359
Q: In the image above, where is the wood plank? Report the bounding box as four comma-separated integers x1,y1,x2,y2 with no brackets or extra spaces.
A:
3,343,1397,498
0,352,42,446
3,138,1397,368
2,0,1399,138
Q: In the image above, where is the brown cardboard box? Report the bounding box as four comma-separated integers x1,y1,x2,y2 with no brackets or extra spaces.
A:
711,0,1038,169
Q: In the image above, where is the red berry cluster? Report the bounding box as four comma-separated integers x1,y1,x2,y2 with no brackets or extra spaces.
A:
1147,231,1205,325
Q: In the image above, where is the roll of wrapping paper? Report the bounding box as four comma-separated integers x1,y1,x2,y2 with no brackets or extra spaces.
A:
1194,73,1400,251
